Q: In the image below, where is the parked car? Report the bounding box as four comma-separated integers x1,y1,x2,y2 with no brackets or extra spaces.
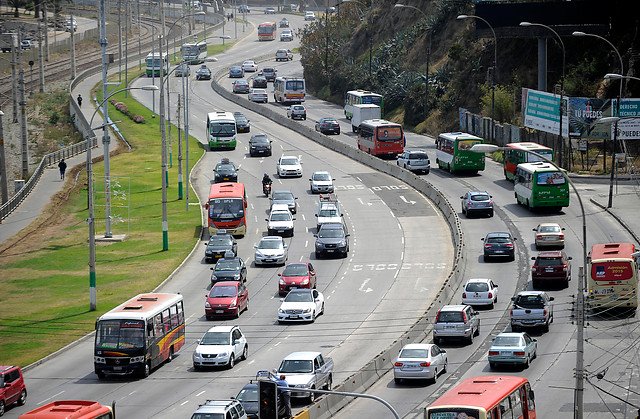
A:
204,231,237,263
314,222,349,258
210,252,247,285
232,79,250,93
279,18,289,27
315,117,341,135
248,133,272,157
254,236,288,266
248,88,268,103
277,289,325,323
482,231,516,261
461,191,494,217
241,60,258,72
195,64,212,80
488,332,537,370
433,304,480,345
393,343,447,384
397,150,430,174
533,222,565,249
462,278,498,308
275,48,293,61
259,67,277,82
309,171,335,194
174,63,190,77
270,190,298,213
278,262,317,295
276,155,303,178
213,158,238,183
0,365,27,416
266,209,295,237
531,250,572,289
192,326,248,370
276,351,333,402
510,291,554,332
252,75,268,88
280,28,293,42
205,281,249,319
233,112,250,133
287,104,306,120
229,65,245,78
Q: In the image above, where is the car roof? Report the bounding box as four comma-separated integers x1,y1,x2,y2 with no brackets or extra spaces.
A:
280,155,298,159
400,343,433,350
313,170,330,175
205,325,236,333
494,332,526,338
516,290,547,297
465,278,492,283
319,222,344,229
261,236,284,242
270,204,290,211
537,222,561,227
536,251,564,257
283,351,320,360
467,190,489,195
270,209,291,215
439,304,469,311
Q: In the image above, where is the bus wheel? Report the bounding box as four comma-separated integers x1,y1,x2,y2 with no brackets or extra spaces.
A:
141,362,150,378
167,347,174,363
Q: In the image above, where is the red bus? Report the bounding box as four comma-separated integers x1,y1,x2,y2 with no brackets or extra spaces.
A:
206,182,248,237
258,22,277,41
94,293,185,379
357,119,404,157
503,142,554,181
19,400,113,419
426,375,536,419
588,242,639,310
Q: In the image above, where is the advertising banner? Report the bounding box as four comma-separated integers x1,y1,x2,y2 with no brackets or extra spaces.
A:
612,99,640,140
568,97,613,140
522,88,569,137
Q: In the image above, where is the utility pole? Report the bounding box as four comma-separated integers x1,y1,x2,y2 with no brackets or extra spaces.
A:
37,10,45,92
19,69,29,180
70,6,76,79
118,0,122,82
160,0,172,172
42,1,49,62
99,0,113,238
0,110,8,204
137,0,142,70
183,60,190,210
574,266,585,418
124,0,129,97
159,34,169,251
11,33,19,122
151,25,156,115
177,94,183,200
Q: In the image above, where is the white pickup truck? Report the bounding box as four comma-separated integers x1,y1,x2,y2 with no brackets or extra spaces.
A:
277,351,333,403
315,194,343,231
510,291,554,333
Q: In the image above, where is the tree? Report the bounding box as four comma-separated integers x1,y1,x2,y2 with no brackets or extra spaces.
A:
8,0,26,17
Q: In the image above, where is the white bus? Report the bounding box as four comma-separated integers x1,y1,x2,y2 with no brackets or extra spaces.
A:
145,52,169,77
344,90,383,119
207,111,237,150
181,40,207,64
273,77,305,104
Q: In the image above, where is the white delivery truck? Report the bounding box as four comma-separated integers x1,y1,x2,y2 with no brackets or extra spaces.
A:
351,104,381,133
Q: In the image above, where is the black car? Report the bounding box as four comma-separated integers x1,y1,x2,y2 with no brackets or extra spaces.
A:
195,65,212,80
204,232,238,263
248,133,272,157
213,158,238,183
236,383,259,418
482,231,517,261
210,253,247,285
260,67,277,82
252,75,268,88
315,117,341,135
233,112,251,133
314,222,350,258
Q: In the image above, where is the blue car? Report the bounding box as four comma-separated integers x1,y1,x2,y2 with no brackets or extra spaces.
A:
488,332,537,369
229,65,245,78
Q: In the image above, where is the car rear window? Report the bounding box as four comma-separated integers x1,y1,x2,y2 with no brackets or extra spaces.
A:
493,336,522,346
470,194,489,201
466,282,489,292
437,311,463,323
539,225,561,233
487,237,510,244
536,257,563,266
514,295,545,308
410,153,427,160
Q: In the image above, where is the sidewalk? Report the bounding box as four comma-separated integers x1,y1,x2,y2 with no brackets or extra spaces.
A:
590,190,640,246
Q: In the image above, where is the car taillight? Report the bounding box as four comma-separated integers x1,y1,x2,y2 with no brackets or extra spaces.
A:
484,244,493,248
510,309,513,316
532,266,537,272
558,234,564,239
435,311,441,322
543,309,548,316
488,292,493,299
462,292,467,298
419,362,431,367
514,351,526,356
505,243,514,248
536,234,543,240
562,265,568,272
394,362,403,367
462,311,468,323
488,351,499,356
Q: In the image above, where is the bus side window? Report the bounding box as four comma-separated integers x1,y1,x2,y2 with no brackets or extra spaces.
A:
499,397,513,419
177,301,184,324
510,391,523,419
525,383,536,411
162,309,171,333
154,313,164,337
169,305,178,328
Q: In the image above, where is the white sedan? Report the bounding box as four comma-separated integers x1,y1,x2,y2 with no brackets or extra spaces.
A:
393,343,447,384
241,60,258,72
248,88,268,103
278,288,324,323
254,236,288,266
266,209,295,237
277,155,302,177
462,278,498,308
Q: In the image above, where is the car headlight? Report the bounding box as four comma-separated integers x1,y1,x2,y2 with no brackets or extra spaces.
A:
278,309,285,314
211,274,218,281
299,383,310,388
130,356,145,363
279,278,286,285
316,242,322,248
301,279,309,285
256,250,264,257
205,301,211,309
339,240,346,246
94,356,106,364
219,352,228,357
229,299,237,308
302,308,311,313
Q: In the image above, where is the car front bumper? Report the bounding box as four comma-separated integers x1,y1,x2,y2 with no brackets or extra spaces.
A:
193,352,231,367
278,311,314,322
255,254,287,265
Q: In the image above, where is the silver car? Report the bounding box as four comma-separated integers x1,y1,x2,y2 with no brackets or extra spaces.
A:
488,332,537,369
433,304,480,345
461,191,494,217
397,150,430,174
309,171,335,194
533,222,565,249
271,190,298,214
393,343,447,384
254,236,288,266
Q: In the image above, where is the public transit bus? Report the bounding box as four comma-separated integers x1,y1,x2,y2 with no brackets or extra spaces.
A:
344,89,383,119
357,119,404,157
513,162,570,211
206,111,237,150
19,400,113,419
181,40,207,64
145,52,169,77
588,242,639,311
258,22,277,40
426,375,536,419
503,142,554,181
435,132,485,173
273,77,305,104
94,293,185,379
206,182,248,236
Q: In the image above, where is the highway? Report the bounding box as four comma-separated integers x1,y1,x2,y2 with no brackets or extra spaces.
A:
7,11,453,419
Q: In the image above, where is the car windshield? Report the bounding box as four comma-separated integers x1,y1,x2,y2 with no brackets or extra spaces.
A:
281,158,298,166
259,239,281,249
272,192,293,201
399,348,429,358
319,208,338,217
493,336,522,347
539,225,561,233
321,119,337,124
215,260,240,271
210,122,236,137
514,295,545,309
466,282,489,292
209,198,244,221
279,359,313,373
237,387,258,402
437,311,463,323
284,292,313,303
200,331,230,345
209,285,237,298
216,164,235,173
208,236,232,246
318,228,344,238
537,257,563,266
470,194,490,201
270,212,291,221
313,173,331,181
251,135,269,143
96,320,145,350
283,264,309,276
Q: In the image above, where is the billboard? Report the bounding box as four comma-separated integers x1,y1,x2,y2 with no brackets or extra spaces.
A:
613,99,640,140
568,97,613,140
522,88,569,137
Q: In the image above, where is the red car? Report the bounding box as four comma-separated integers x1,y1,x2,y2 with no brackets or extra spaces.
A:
1,365,27,415
205,281,249,319
278,262,317,296
531,251,572,289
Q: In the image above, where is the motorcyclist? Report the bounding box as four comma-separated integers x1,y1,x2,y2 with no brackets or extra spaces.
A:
262,173,272,187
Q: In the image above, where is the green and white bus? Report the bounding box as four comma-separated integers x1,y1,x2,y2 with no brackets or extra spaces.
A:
435,132,485,174
206,111,237,150
514,162,570,211
181,40,207,64
344,90,383,120
145,52,169,77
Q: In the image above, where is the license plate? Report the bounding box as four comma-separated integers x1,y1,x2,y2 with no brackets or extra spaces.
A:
265,259,274,262
444,325,456,329
501,351,512,356
223,178,229,181
277,230,284,233
289,315,299,319
113,366,122,371
404,365,421,370
327,249,334,252
494,250,504,253
216,310,224,314
545,268,554,272
215,254,223,259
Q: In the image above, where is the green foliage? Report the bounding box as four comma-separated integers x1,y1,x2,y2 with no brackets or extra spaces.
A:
479,83,515,124
48,111,60,125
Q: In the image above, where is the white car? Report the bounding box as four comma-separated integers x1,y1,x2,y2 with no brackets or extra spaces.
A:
248,88,268,103
278,288,324,323
241,60,258,72
462,278,498,308
277,155,303,177
266,209,295,237
309,171,335,194
397,150,430,174
304,11,316,21
393,343,447,384
280,28,293,42
316,202,342,231
254,236,288,266
192,325,248,370
275,48,293,61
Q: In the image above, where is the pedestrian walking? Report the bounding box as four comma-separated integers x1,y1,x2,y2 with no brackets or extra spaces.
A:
58,159,67,180
77,94,83,107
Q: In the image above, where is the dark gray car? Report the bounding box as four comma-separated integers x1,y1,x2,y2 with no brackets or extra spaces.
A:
204,232,238,263
271,190,297,213
248,134,272,157
314,223,349,258
482,232,516,261
260,67,277,82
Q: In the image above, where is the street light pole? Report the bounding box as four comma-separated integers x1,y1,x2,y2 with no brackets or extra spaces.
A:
520,22,566,168
159,34,169,251
0,110,8,204
458,14,497,142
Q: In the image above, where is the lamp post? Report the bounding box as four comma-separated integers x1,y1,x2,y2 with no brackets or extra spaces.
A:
395,3,430,121
86,85,158,311
520,22,566,169
457,14,497,142
573,31,624,209
0,110,7,204
470,143,587,419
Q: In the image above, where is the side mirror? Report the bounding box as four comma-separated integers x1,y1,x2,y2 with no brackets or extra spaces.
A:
481,238,485,241
532,339,537,342
513,237,517,240
341,213,344,216
549,297,555,301
313,234,318,238
460,196,464,199
441,349,446,353
511,296,516,301
253,245,258,248
345,234,350,237
210,267,214,271
314,214,318,217
532,228,537,231
567,256,573,260
196,339,201,344
292,218,296,220
278,273,282,276
531,257,536,260
284,244,288,248
295,197,298,199
473,311,479,316
309,179,312,181
280,298,284,302
265,218,269,222
494,284,498,287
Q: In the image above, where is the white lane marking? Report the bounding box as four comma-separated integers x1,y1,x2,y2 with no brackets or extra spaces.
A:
285,334,291,340
302,214,306,221
401,237,405,245
390,210,396,218
196,390,206,397
280,144,284,149
248,360,256,365
359,278,373,293
400,195,416,205
180,400,190,406
401,251,404,259
39,391,65,404
327,295,332,300
299,255,304,261
254,215,258,223
397,222,401,230
305,240,308,248
274,341,281,347
356,176,362,182
250,203,255,210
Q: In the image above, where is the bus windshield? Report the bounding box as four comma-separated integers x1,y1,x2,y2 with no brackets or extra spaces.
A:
210,122,236,137
457,139,482,151
209,198,244,220
536,171,565,185
258,25,275,34
96,320,145,350
286,80,305,91
427,408,481,418
377,126,402,141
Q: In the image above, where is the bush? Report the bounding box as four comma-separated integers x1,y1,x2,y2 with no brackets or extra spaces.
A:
48,112,60,125
132,115,145,124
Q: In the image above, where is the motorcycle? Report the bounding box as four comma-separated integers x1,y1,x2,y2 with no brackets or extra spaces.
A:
263,182,272,197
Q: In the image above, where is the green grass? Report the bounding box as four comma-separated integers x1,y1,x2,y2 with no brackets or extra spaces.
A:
0,51,234,366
